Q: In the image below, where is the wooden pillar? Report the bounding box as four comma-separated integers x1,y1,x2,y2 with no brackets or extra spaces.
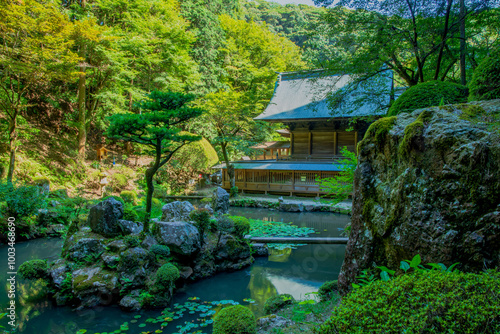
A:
267,170,270,192
308,131,312,155
333,132,338,155
354,131,358,151
292,170,295,192
290,133,294,155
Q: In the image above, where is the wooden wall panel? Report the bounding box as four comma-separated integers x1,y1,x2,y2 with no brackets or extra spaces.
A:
337,132,356,152
312,131,334,155
292,132,309,154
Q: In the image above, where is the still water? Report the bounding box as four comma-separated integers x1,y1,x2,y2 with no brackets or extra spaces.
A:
0,208,348,333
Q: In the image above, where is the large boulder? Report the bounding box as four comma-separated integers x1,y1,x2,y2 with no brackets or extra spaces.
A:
161,201,195,222
72,266,119,308
88,198,124,237
340,100,500,295
152,221,201,257
62,230,105,262
212,187,230,214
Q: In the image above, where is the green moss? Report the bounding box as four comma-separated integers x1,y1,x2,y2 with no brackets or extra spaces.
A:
362,116,397,147
18,259,48,280
32,176,50,187
264,294,295,315
388,81,468,116
398,120,424,158
102,195,125,206
123,234,141,247
469,49,500,101
120,190,138,205
318,270,500,334
110,173,128,191
213,305,256,334
318,280,338,302
227,215,250,238
72,269,115,292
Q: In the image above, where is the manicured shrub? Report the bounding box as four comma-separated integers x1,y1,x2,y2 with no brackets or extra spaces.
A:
318,270,500,334
19,259,49,280
120,190,138,205
318,280,338,302
469,49,500,101
263,294,295,315
388,81,468,116
110,173,128,191
123,203,139,221
216,216,234,234
213,305,256,334
227,215,250,238
155,263,180,290
150,244,171,259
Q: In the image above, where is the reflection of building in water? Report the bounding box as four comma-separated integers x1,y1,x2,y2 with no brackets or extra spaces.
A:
268,247,293,263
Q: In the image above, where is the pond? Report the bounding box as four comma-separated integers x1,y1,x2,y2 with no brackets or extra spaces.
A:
0,208,348,333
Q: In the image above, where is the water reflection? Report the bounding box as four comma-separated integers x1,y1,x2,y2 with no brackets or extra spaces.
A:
0,208,348,333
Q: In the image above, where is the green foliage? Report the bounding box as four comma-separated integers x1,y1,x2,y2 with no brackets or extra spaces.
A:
227,215,250,238
0,182,47,219
18,259,48,280
149,244,171,259
213,305,256,334
469,49,500,101
264,294,295,315
388,81,468,116
120,190,138,205
230,186,239,198
317,147,357,205
123,203,139,221
318,280,338,302
110,173,128,192
189,208,211,239
155,263,180,291
32,176,50,188
123,235,141,248
318,270,500,334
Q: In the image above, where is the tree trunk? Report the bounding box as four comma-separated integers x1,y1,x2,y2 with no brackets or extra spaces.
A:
460,0,467,86
6,115,17,183
145,167,155,225
77,56,86,160
220,142,235,188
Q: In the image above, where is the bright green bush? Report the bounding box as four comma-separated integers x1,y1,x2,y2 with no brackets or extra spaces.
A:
318,280,338,302
264,294,295,315
230,186,238,197
32,176,50,190
120,190,138,205
123,202,139,221
19,259,49,280
227,215,250,238
469,49,500,101
0,182,47,218
213,305,256,334
150,244,171,259
388,81,468,116
110,173,128,191
155,263,180,290
318,270,500,334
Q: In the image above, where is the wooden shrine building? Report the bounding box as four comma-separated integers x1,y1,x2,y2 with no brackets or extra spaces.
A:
214,70,391,196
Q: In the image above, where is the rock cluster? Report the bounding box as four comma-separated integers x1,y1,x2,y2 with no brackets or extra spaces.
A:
339,100,500,294
50,198,253,310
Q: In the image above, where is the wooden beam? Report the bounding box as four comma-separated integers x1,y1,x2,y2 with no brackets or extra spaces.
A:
354,131,358,150
290,132,294,154
246,237,348,244
308,131,312,155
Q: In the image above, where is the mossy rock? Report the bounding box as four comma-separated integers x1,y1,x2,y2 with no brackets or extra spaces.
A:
359,116,397,149
318,280,338,302
388,81,468,116
263,294,295,315
469,49,500,101
213,305,256,334
227,216,250,238
102,195,125,206
318,270,500,333
19,259,49,280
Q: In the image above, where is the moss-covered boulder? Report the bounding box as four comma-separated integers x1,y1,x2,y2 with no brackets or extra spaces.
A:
87,197,124,237
340,99,500,294
388,80,468,116
71,266,119,308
